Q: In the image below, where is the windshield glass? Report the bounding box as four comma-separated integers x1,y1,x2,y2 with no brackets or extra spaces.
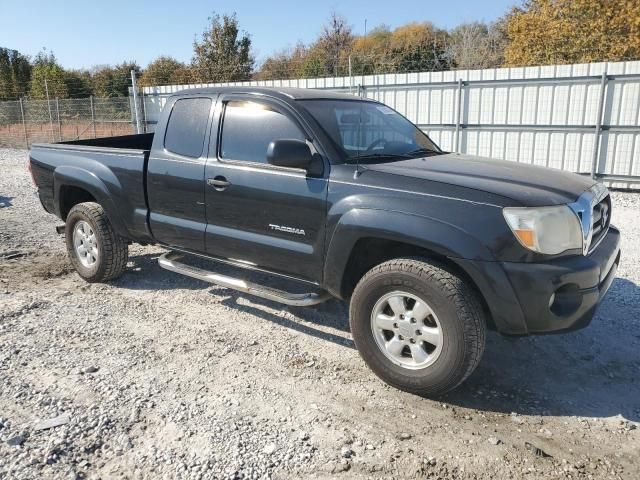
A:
299,99,442,163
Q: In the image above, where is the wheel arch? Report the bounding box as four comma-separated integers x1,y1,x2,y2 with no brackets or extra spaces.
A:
324,209,493,297
335,236,495,330
58,185,96,219
53,166,129,237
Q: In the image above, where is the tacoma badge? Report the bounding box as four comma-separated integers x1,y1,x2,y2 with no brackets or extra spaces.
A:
268,224,306,236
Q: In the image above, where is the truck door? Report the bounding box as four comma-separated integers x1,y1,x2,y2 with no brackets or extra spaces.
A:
147,95,216,251
204,95,329,284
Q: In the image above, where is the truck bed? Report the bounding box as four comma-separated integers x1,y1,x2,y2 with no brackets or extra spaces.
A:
29,132,154,244
55,132,154,151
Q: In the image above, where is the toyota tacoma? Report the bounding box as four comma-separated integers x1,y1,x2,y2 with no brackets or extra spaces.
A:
28,87,621,396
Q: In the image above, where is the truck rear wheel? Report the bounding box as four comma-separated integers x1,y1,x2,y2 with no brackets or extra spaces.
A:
65,202,128,283
349,257,486,396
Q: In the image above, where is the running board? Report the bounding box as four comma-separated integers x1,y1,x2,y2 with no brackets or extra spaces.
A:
158,251,331,306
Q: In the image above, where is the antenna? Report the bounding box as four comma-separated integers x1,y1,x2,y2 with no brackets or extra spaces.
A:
354,156,361,178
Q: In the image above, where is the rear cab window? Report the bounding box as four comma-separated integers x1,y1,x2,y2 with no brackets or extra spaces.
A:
164,97,212,158
219,100,305,164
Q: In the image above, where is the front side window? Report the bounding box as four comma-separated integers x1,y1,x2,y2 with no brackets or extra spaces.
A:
299,99,441,163
220,100,305,164
164,97,212,158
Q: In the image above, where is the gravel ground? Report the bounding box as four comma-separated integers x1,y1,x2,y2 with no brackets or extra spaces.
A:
1,147,639,480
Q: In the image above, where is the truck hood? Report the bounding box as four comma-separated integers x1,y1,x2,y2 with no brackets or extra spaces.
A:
366,152,596,206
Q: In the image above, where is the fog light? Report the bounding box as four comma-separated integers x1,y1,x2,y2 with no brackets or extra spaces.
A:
549,284,582,317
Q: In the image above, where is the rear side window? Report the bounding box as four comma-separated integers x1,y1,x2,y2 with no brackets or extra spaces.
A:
164,97,212,158
220,100,305,164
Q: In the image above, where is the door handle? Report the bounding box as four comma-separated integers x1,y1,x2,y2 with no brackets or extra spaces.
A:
207,176,231,191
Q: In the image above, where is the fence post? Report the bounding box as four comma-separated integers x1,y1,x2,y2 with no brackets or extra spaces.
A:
590,71,608,179
140,92,148,133
454,78,463,153
90,96,97,138
19,98,28,149
44,79,55,142
55,97,62,142
348,56,353,95
130,70,142,134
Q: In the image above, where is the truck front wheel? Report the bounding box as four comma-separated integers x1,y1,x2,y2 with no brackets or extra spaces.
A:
65,202,128,283
349,257,486,396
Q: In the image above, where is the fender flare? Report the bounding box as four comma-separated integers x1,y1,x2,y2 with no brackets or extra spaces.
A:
53,165,129,237
323,208,493,296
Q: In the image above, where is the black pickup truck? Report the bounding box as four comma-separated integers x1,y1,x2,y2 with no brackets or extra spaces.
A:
29,87,621,395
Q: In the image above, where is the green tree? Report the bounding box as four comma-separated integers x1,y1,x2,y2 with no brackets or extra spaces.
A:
64,69,93,98
90,61,141,97
0,47,32,100
29,50,68,99
300,44,328,78
139,56,192,86
504,0,640,66
192,12,253,82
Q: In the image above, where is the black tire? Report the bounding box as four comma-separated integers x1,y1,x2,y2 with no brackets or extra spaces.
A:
349,257,486,396
65,202,128,283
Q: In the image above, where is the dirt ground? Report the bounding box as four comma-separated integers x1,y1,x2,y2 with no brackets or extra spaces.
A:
1,148,639,479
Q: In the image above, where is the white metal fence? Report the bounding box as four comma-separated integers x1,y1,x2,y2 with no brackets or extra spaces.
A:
141,60,640,188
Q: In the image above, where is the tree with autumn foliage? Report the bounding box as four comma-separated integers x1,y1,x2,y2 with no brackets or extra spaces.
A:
139,56,193,86
350,22,451,74
307,13,354,77
253,43,309,80
504,0,640,66
256,17,454,80
349,26,394,74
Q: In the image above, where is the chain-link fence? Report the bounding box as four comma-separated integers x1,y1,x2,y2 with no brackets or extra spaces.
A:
0,96,139,148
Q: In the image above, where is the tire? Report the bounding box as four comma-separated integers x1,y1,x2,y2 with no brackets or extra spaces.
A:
349,257,486,396
65,202,128,283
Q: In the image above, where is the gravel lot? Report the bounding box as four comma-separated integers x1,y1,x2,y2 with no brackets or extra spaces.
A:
1,147,639,479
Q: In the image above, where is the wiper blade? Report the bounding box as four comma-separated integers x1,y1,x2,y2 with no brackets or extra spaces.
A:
351,152,413,162
404,147,440,157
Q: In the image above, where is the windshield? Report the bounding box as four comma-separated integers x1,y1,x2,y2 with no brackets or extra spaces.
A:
299,99,442,163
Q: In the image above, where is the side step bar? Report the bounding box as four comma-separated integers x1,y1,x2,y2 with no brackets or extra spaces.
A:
158,251,331,306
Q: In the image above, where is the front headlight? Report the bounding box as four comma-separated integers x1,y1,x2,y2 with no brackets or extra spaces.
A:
503,205,583,255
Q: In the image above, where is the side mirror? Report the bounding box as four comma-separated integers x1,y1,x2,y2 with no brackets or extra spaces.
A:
267,139,313,170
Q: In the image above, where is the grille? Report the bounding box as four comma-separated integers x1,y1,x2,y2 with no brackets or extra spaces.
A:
590,194,611,252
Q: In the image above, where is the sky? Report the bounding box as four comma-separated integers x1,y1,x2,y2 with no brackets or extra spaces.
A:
1,0,517,70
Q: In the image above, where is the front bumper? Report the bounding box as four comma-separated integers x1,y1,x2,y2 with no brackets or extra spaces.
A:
500,226,621,334
454,227,621,335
